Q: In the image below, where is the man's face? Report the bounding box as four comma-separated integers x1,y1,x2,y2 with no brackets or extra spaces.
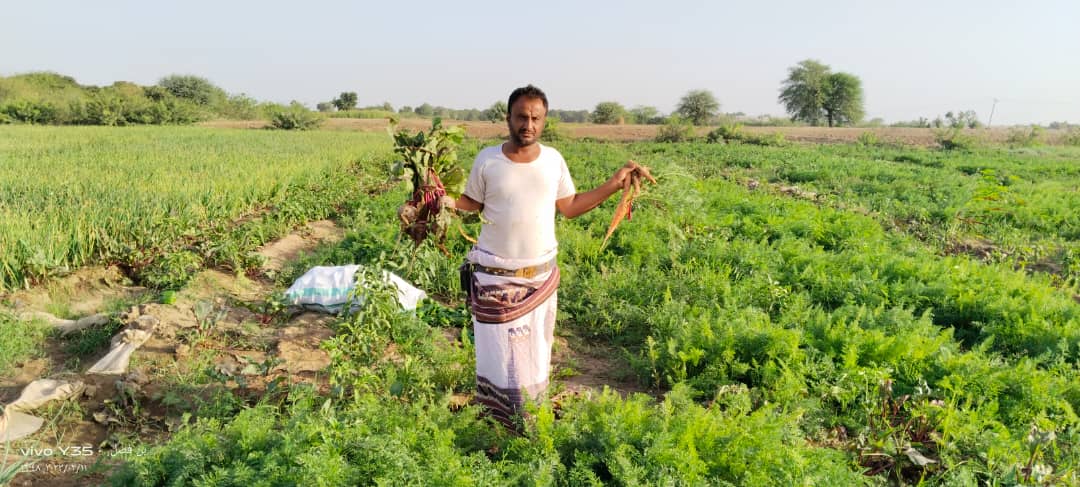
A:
506,96,546,147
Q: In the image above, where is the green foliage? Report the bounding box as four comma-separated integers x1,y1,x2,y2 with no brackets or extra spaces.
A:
388,118,467,199
933,127,977,151
822,72,864,127
483,101,507,122
414,103,435,116
0,311,51,377
654,116,695,142
541,117,566,143
1064,128,1080,147
706,125,787,147
10,128,1080,485
0,127,387,290
591,101,626,125
332,91,358,111
0,99,57,124
629,105,662,124
1006,126,1044,147
268,102,325,130
327,109,397,119
549,109,590,123
779,59,830,126
157,74,226,106
140,250,204,290
216,94,260,120
62,316,124,357
1,454,31,487
676,89,720,125
388,118,467,248
780,60,865,126
747,131,788,147
706,123,744,143
531,385,865,485
857,131,880,147
944,110,981,129
0,72,207,125
891,118,932,128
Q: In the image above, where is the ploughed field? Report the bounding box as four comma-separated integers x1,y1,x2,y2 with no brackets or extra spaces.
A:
1,125,1079,485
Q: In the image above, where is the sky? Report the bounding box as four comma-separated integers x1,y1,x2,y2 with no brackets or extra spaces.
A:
2,0,1078,125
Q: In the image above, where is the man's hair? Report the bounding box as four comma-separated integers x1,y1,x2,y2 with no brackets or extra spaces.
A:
507,85,548,114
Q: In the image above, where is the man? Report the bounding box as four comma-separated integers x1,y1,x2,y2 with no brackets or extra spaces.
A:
449,85,647,429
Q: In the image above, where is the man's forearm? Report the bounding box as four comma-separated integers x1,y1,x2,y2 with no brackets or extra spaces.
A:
450,194,483,212
559,180,621,219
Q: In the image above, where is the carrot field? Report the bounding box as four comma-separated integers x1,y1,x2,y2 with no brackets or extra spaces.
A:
2,125,1079,485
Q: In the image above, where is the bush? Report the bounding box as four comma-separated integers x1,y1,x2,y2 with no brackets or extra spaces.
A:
1006,126,1043,147
706,123,743,143
269,102,325,130
747,131,788,147
591,101,626,124
83,91,133,126
857,130,880,147
655,116,695,142
158,74,226,106
933,127,977,151
1,99,57,124
140,250,204,290
216,94,260,120
541,117,566,143
1064,128,1080,147
332,91,357,111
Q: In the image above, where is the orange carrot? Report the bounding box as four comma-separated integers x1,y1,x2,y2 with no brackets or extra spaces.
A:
601,173,639,249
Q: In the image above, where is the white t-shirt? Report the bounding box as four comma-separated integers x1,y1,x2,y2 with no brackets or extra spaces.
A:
463,143,576,260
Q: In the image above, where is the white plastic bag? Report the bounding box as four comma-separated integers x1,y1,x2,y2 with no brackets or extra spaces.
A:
284,265,427,313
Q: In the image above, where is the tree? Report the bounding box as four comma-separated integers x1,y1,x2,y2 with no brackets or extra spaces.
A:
157,75,226,106
945,110,980,129
821,72,864,127
591,101,626,124
630,105,662,124
316,102,335,113
676,90,720,125
332,92,357,111
414,103,434,116
483,101,507,122
779,60,830,126
780,60,865,127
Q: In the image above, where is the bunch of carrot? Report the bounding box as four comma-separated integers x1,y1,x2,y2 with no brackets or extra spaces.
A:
601,162,657,249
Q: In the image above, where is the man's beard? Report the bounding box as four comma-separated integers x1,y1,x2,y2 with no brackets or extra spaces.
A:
509,129,538,147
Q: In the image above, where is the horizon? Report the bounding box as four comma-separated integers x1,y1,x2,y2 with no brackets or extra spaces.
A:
2,0,1078,126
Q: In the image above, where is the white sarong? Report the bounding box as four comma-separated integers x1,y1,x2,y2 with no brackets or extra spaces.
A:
467,247,558,428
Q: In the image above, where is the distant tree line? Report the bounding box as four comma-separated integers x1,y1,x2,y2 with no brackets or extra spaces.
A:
0,72,290,126
5,70,1072,130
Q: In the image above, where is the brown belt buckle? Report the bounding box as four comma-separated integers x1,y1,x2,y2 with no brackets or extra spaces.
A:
517,266,537,278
